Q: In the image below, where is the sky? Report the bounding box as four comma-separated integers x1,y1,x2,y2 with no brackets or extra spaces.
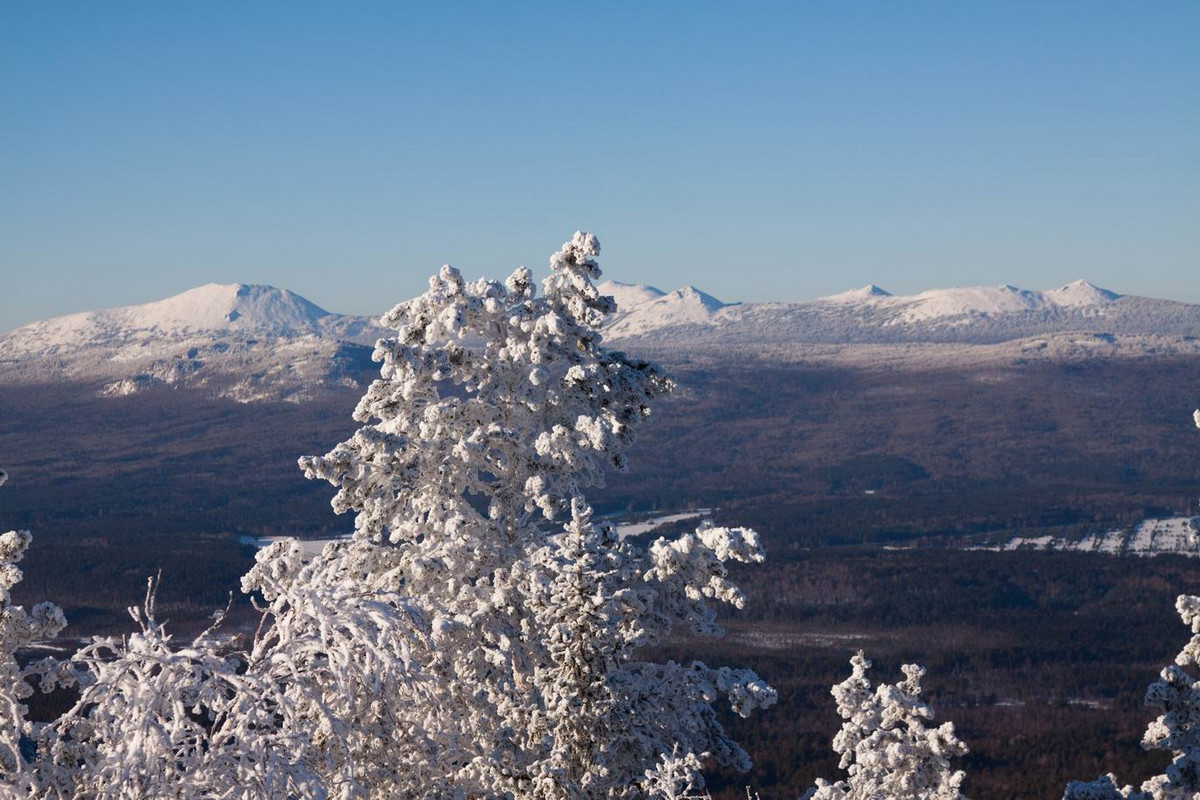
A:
2,2,1198,330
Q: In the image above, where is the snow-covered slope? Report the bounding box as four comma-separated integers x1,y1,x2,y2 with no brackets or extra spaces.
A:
0,284,385,402
993,516,1199,558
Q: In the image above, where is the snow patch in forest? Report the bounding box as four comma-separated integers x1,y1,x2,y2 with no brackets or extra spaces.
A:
994,516,1199,557
610,510,714,540
238,508,718,553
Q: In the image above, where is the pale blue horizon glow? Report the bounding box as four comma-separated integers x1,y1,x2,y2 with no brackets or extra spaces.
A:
2,2,1197,331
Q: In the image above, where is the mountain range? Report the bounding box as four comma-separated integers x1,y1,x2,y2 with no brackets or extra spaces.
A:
2,278,1198,401
599,279,1200,344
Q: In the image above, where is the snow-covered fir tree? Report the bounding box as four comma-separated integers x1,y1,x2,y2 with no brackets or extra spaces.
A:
290,231,777,797
803,652,969,800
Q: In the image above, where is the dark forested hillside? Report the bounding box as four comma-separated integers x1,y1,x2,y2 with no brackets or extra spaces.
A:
2,353,1198,625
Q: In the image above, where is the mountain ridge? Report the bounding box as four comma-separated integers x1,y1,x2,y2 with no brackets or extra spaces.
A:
600,278,1200,346
3,278,1199,402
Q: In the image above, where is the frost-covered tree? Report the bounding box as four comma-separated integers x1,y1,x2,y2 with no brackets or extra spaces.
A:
31,543,433,799
292,231,776,797
804,652,969,800
0,468,68,796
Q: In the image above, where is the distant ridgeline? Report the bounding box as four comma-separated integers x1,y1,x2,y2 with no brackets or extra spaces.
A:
2,279,1200,402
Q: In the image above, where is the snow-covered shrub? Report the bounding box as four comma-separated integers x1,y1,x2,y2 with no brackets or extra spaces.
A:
28,539,437,799
804,652,969,800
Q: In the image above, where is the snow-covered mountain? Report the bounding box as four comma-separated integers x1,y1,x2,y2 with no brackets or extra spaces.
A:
0,284,385,402
3,278,1198,403
602,278,1200,349
597,280,667,312
5,283,380,353
597,280,731,338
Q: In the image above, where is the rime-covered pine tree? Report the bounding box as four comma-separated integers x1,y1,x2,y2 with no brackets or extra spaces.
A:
296,232,776,797
804,652,969,800
1061,593,1200,800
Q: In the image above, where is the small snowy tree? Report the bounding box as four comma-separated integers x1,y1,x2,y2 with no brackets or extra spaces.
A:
1063,595,1200,800
804,652,969,800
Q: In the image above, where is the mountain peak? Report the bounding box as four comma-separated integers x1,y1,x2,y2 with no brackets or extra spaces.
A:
119,283,333,336
1044,279,1121,307
602,284,728,338
670,285,727,309
597,280,666,313
4,282,338,350
819,284,893,303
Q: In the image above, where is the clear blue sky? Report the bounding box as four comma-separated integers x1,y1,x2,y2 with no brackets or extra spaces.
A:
2,1,1197,330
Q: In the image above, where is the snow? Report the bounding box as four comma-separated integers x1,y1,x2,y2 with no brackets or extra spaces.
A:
240,533,350,557
890,285,1045,323
995,516,1199,557
880,280,1117,322
601,277,1200,348
611,510,714,540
